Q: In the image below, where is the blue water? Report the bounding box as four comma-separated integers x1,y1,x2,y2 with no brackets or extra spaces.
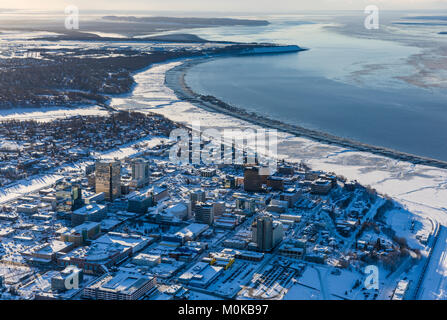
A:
184,16,447,161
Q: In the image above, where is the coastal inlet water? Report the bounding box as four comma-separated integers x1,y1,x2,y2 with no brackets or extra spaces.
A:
184,15,447,161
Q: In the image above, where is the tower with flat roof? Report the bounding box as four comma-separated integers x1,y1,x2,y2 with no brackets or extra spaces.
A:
131,158,150,188
252,215,283,252
195,202,214,226
95,160,121,201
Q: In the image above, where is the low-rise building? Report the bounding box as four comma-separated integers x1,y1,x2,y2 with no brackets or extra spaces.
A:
127,190,153,214
132,253,161,267
278,242,306,259
17,204,38,215
23,240,75,264
310,179,333,195
51,265,83,292
71,203,107,227
178,262,224,288
162,223,209,244
83,271,156,300
59,222,101,246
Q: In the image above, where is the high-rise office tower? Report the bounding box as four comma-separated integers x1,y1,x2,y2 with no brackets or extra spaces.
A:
131,158,150,188
189,190,206,212
195,202,214,226
95,160,121,201
252,215,283,252
71,184,84,211
244,166,270,192
55,180,84,212
189,190,206,203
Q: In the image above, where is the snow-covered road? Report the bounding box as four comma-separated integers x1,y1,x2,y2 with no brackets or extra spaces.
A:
417,226,447,299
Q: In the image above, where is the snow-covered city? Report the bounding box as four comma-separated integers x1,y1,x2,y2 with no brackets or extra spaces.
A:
1,1,447,309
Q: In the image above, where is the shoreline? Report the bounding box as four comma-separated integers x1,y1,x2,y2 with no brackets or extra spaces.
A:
165,57,447,170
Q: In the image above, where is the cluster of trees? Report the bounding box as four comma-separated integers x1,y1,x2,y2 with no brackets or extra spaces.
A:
0,48,189,109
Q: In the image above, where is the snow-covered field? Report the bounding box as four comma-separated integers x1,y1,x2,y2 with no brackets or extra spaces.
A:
0,106,109,122
418,227,447,299
0,174,64,205
386,208,433,251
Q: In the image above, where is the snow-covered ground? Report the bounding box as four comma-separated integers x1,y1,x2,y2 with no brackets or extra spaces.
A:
95,137,165,160
418,227,447,300
293,265,368,300
386,208,433,251
0,174,64,205
0,105,109,123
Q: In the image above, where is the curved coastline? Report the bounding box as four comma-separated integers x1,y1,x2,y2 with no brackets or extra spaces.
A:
165,57,447,170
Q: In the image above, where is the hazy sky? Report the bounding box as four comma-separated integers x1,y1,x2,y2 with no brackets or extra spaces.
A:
2,0,447,12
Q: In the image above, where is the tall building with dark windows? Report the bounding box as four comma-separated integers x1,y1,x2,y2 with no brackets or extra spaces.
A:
71,184,84,211
189,189,206,213
195,202,214,226
252,215,283,252
95,160,121,201
55,180,84,213
244,166,270,192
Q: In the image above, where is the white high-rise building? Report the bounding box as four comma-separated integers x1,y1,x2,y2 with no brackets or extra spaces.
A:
131,158,150,188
